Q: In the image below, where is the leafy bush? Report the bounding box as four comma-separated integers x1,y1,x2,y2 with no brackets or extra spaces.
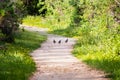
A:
0,0,26,43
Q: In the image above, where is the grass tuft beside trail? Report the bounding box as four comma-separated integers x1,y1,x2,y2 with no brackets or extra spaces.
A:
0,30,46,80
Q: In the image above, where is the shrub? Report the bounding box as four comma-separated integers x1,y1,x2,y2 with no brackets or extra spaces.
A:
0,0,25,43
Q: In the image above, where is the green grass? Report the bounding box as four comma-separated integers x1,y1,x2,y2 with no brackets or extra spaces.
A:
70,23,120,80
22,16,48,28
0,30,46,80
22,15,72,31
73,36,120,79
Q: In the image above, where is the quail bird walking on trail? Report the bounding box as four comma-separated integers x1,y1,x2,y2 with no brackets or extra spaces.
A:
65,39,68,43
53,40,56,43
58,40,61,44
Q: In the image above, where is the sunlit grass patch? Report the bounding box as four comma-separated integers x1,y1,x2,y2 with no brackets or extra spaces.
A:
22,16,47,28
73,32,120,80
22,15,72,32
0,31,46,80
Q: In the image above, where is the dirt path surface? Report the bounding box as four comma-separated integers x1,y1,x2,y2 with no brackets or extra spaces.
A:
21,26,109,80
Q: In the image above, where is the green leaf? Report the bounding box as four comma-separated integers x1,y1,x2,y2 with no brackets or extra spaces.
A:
0,9,5,16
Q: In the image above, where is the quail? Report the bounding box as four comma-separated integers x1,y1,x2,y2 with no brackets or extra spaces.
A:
65,39,68,43
53,40,56,43
58,40,61,44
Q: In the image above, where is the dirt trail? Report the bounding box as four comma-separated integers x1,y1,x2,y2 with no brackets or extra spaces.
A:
22,26,109,80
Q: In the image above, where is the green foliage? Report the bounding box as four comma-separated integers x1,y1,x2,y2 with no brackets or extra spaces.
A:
71,0,120,80
23,0,47,16
22,0,74,31
23,0,42,15
37,0,47,16
0,31,46,80
0,0,26,43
